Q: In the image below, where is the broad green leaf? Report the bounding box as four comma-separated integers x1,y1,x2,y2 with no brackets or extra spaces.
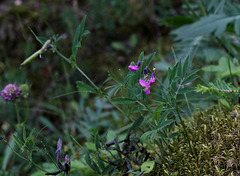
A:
172,14,240,40
234,18,240,35
141,161,155,174
110,97,136,104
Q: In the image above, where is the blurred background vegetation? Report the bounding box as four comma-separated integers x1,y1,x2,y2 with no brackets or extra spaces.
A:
2,0,240,175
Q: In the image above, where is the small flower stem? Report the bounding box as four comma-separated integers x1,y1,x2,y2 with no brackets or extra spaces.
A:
15,103,21,125
56,49,135,122
55,50,99,91
175,107,193,155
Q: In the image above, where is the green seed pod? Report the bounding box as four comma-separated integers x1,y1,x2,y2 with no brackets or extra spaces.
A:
20,39,51,66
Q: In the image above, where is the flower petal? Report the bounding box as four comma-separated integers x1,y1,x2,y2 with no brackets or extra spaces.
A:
143,87,151,94
139,79,150,87
149,73,156,85
128,65,139,72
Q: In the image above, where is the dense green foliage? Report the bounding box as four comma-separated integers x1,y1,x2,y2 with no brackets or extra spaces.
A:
1,0,240,175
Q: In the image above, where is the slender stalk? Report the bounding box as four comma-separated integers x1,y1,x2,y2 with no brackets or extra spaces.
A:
15,103,21,125
184,93,192,116
55,50,99,91
227,57,234,85
176,107,193,155
56,49,135,122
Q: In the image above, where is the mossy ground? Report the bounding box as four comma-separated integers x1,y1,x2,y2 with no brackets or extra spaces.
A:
150,105,240,176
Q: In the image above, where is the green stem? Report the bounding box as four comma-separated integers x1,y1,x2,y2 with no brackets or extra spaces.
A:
15,103,21,125
176,107,193,155
184,93,192,116
55,50,99,91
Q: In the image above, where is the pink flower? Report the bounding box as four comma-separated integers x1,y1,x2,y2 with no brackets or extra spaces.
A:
128,61,141,72
139,72,155,94
1,84,21,101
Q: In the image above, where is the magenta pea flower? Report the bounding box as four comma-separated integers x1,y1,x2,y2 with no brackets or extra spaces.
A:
128,61,141,72
1,84,21,101
139,70,155,94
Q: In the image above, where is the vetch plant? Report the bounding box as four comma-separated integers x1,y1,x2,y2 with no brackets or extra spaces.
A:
139,68,156,94
19,15,200,174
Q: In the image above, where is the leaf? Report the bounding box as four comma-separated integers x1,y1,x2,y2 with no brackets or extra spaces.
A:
140,131,155,143
76,81,97,94
110,97,136,104
159,16,195,28
183,56,189,76
185,69,200,79
154,60,171,71
202,57,240,78
168,132,179,139
69,54,77,68
158,120,175,130
72,15,88,56
177,60,182,78
178,87,195,94
111,42,125,51
182,75,199,85
146,52,156,66
138,51,144,61
141,161,155,174
102,164,115,175
95,133,100,152
97,157,105,171
84,153,101,173
129,116,144,134
234,18,240,35
13,135,24,147
172,14,240,41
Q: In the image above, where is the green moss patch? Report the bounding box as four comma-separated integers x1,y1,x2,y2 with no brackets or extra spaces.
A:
151,105,240,175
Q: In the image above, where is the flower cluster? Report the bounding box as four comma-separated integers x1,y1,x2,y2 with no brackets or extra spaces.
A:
139,68,155,94
1,84,21,101
128,61,156,94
